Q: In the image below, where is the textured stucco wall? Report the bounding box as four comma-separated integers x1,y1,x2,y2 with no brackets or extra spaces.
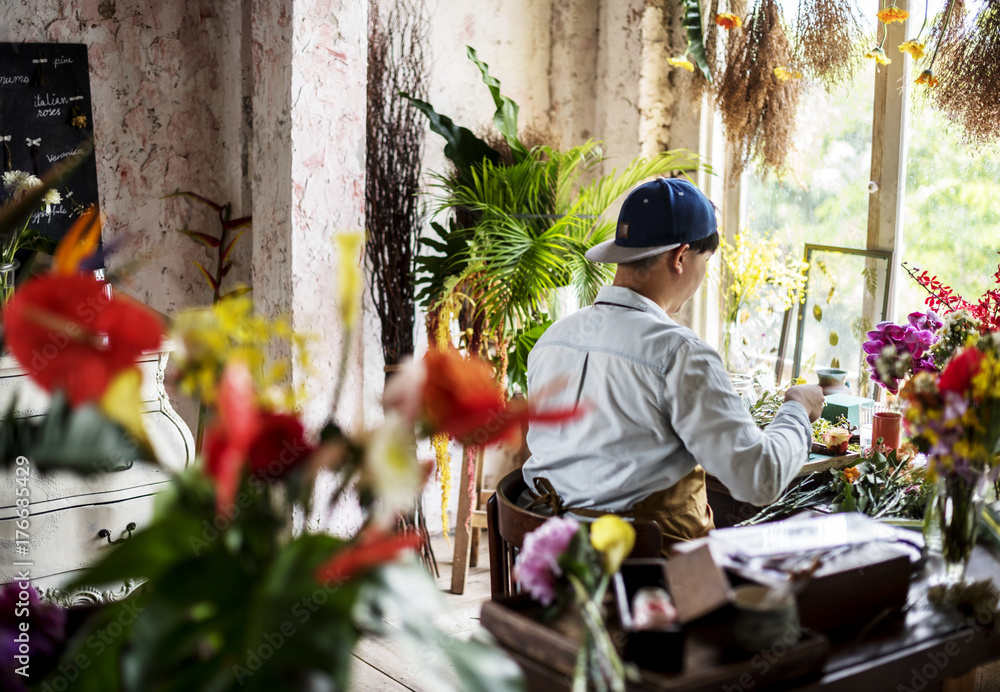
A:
0,0,252,313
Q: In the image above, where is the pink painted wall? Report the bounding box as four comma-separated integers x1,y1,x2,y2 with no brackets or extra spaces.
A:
0,0,252,314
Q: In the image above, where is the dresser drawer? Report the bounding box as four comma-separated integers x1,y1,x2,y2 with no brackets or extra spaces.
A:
0,489,164,583
0,460,169,511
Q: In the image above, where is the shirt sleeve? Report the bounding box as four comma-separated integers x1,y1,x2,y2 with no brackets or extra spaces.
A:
663,339,813,506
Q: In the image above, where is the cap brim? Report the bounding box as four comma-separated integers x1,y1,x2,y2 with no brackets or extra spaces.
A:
584,239,681,264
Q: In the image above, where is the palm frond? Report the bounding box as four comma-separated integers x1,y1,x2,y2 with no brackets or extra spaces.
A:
577,149,710,215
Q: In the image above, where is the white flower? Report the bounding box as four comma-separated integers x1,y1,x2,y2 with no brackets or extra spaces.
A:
42,189,61,214
361,410,427,522
2,170,42,200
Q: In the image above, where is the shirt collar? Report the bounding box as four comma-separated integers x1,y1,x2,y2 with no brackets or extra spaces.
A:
593,286,672,319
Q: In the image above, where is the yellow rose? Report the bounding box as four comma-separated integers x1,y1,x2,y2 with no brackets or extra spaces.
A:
589,515,636,574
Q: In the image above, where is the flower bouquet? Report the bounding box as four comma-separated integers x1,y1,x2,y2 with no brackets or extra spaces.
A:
514,515,640,692
0,222,550,690
901,333,1000,581
862,309,942,394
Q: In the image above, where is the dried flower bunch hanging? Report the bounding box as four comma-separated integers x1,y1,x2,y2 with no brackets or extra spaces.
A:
717,0,804,179
928,0,1000,147
794,0,865,86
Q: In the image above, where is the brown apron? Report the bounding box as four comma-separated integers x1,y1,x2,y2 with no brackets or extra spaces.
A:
526,467,715,553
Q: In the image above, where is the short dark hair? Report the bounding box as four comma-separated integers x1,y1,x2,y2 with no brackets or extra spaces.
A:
687,230,720,255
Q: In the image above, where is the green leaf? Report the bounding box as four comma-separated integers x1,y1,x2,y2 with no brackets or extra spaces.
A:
830,356,840,368
466,46,529,163
813,304,823,321
508,320,554,393
681,0,713,83
402,92,501,173
829,331,839,346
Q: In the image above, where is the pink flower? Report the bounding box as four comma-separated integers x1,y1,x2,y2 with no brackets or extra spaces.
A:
513,516,580,606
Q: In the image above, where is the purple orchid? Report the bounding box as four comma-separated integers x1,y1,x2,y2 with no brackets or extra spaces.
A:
513,516,580,606
863,311,942,392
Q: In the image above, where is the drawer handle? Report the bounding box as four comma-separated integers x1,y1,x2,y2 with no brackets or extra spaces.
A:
98,522,137,545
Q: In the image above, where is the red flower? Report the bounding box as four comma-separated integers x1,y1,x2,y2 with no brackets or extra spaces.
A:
315,529,423,584
203,362,314,510
938,346,983,394
3,275,163,405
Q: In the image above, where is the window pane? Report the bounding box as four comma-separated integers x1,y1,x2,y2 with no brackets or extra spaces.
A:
899,102,1000,318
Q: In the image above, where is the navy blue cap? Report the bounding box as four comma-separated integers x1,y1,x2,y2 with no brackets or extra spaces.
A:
585,178,717,264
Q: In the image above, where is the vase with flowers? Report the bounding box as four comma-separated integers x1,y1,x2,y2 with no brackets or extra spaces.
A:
514,514,640,692
0,170,65,301
901,333,1000,583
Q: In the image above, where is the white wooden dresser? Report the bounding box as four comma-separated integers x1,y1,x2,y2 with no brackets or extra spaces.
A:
0,344,195,604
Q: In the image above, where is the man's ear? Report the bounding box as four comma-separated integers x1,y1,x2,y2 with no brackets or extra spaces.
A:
672,244,691,273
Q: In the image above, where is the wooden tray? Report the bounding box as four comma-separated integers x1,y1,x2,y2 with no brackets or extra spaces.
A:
481,596,830,692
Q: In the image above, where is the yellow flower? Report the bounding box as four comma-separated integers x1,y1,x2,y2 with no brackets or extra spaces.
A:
774,66,803,82
71,114,87,128
335,231,365,331
915,69,939,87
898,40,925,59
865,47,892,65
668,56,695,72
589,515,635,574
715,12,742,29
877,5,909,23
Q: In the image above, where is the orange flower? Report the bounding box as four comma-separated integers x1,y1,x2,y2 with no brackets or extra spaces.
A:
915,69,939,87
877,5,909,23
53,207,102,275
843,466,861,484
3,274,163,405
715,12,742,29
387,348,581,446
315,529,423,584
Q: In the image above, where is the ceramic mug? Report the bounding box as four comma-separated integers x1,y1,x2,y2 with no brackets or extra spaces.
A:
729,584,801,653
872,411,902,450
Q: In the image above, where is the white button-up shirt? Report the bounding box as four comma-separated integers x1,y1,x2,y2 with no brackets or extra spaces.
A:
522,286,812,511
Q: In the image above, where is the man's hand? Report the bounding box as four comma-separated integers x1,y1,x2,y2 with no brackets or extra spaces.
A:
783,384,825,422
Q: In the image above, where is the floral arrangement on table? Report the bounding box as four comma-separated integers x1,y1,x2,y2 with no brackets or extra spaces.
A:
900,332,1000,581
715,229,808,372
669,0,1000,176
514,515,639,692
0,207,549,690
742,440,929,526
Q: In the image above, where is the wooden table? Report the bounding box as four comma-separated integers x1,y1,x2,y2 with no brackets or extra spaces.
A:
485,545,1000,692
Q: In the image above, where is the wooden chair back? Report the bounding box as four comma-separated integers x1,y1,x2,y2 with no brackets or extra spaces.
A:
487,469,663,600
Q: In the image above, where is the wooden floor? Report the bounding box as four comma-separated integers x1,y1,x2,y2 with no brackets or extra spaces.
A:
348,532,492,690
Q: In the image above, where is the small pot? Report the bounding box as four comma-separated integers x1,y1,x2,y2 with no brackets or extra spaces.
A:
815,368,849,396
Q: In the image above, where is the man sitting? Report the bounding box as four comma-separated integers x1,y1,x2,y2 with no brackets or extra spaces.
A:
521,178,823,546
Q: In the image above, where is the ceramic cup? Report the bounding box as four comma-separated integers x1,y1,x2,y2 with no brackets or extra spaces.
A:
872,411,902,450
729,584,801,653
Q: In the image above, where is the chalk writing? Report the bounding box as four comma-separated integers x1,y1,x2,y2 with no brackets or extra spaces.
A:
0,75,29,85
45,149,84,164
53,57,72,67
34,94,69,108
36,109,61,118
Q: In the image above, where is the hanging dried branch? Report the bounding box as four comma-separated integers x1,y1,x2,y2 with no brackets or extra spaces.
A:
931,0,1000,147
717,0,803,180
366,0,427,374
794,0,865,87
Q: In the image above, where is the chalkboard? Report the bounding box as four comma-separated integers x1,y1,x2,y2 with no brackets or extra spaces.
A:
0,42,100,250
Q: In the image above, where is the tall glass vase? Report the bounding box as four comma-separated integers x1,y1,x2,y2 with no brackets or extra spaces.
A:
933,468,991,584
0,260,18,304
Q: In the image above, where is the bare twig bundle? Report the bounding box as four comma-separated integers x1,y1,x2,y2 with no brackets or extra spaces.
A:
367,0,437,573
794,0,865,86
717,0,803,179
931,0,1000,147
366,0,427,373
